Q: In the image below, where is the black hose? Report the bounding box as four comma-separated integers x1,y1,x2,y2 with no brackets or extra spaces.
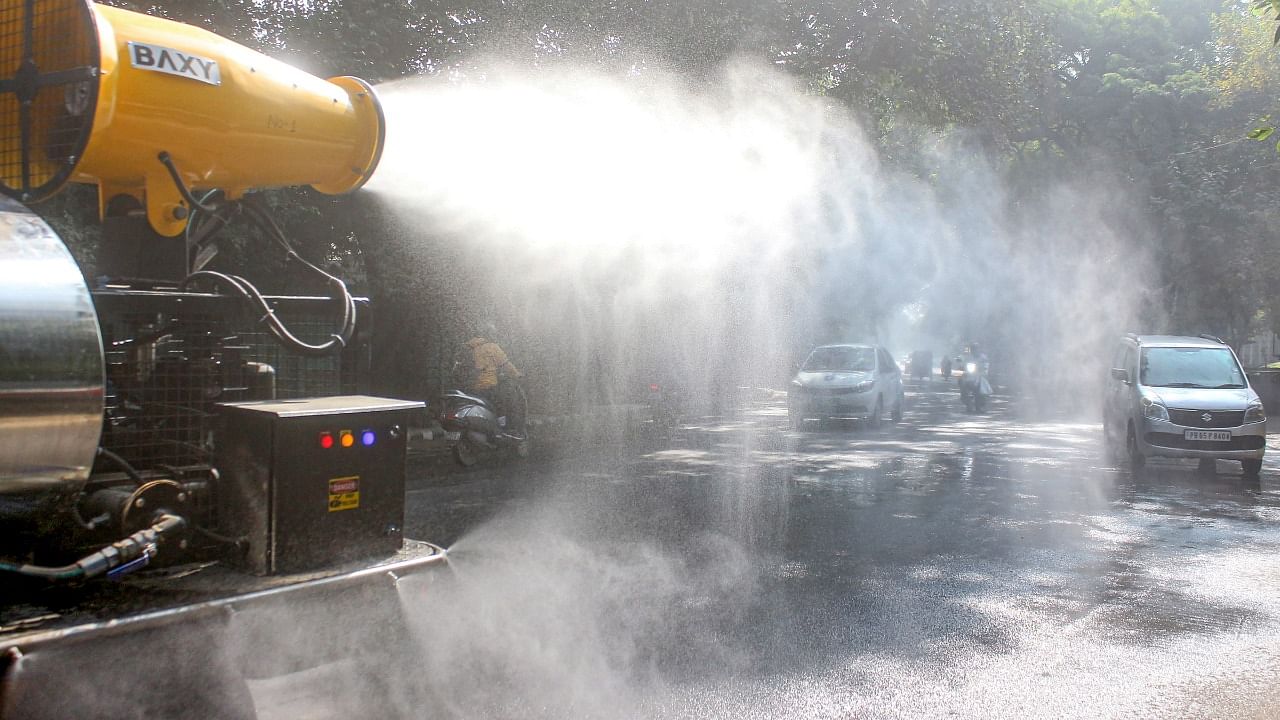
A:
96,447,145,487
185,189,236,270
69,502,109,532
182,270,353,356
0,514,186,582
157,151,219,214
178,196,357,357
241,198,357,338
158,150,356,356
191,524,247,548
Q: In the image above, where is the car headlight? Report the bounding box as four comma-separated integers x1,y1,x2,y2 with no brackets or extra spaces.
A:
1141,396,1169,422
965,363,977,374
1245,401,1267,424
853,380,875,393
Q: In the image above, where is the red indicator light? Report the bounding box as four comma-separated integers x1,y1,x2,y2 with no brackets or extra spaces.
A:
340,430,355,448
649,384,660,392
319,432,334,449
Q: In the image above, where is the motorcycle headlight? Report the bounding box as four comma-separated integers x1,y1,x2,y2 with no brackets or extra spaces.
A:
1141,396,1169,422
853,380,875,393
965,363,977,374
1245,401,1267,424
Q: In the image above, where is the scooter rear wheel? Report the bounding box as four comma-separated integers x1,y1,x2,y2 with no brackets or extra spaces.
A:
453,438,479,467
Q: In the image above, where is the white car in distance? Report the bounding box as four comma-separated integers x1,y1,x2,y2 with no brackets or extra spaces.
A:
788,344,904,429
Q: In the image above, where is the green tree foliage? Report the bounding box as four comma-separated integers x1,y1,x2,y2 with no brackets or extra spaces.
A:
996,0,1280,346
29,0,1280,399
1249,0,1280,43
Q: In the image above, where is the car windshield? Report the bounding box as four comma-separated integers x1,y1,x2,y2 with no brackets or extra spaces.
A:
802,347,875,373
1139,347,1246,389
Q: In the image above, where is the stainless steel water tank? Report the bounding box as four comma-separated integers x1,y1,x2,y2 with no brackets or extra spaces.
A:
0,196,103,506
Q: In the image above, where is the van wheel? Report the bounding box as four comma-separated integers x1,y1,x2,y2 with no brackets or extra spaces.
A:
1126,425,1145,471
891,391,904,422
868,398,883,429
1242,459,1262,478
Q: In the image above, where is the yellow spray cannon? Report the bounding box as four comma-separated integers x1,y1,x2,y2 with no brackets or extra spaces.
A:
1,0,384,236
0,0,390,529
0,0,430,595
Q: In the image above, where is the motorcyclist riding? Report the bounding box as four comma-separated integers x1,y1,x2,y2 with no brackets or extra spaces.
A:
461,323,525,434
958,343,992,412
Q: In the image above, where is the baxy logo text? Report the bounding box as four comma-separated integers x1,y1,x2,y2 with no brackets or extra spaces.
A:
127,42,221,86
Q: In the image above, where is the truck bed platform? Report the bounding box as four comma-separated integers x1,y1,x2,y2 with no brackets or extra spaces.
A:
0,541,448,719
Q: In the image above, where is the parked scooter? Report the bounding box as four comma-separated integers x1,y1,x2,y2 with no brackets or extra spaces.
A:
438,383,530,467
958,355,992,412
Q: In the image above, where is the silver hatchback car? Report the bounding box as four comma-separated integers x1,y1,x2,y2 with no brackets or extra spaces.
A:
1103,334,1266,476
788,344,904,428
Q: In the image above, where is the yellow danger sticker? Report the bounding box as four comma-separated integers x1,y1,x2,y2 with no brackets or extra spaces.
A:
328,476,360,512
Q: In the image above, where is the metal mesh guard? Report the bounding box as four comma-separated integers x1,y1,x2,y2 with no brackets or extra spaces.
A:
96,292,363,471
0,0,98,202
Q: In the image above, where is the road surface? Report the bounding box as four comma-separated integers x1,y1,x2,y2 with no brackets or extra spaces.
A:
393,378,1280,719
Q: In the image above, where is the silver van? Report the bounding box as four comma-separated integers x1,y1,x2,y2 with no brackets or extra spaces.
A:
1103,334,1266,476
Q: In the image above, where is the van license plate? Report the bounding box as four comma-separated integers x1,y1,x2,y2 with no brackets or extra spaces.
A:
1185,430,1231,442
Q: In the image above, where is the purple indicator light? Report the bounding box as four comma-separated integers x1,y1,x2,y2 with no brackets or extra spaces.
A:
361,430,376,446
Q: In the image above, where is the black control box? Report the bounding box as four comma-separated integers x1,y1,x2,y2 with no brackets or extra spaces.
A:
214,396,423,575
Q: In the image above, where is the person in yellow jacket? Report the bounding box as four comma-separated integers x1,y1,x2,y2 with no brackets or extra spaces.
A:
462,325,525,433
464,335,521,394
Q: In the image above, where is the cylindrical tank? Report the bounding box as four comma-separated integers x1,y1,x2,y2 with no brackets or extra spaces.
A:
0,0,385,237
0,196,104,510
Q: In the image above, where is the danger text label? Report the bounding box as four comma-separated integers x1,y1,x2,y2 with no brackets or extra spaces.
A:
328,476,360,512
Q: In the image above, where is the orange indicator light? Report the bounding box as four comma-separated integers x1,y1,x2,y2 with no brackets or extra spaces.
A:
340,430,355,448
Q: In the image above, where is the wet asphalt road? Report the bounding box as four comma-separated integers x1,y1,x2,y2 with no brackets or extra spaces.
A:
399,379,1280,719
